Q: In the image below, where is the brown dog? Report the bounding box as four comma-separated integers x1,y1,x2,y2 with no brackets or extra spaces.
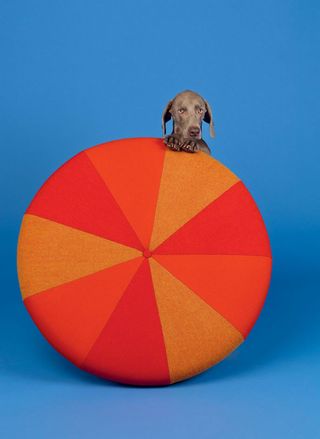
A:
162,90,215,155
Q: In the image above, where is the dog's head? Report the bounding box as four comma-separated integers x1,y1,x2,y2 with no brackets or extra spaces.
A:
162,90,215,139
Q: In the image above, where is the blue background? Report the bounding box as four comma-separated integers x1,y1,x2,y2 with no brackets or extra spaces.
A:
1,1,319,437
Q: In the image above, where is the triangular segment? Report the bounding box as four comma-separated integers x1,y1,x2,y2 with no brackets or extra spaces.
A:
86,138,166,248
155,182,271,257
82,260,170,386
153,255,272,338
18,215,142,298
149,259,243,384
26,151,142,249
24,257,143,365
149,151,239,250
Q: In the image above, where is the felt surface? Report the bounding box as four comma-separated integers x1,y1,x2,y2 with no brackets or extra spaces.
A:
17,214,141,298
155,181,272,257
24,257,143,365
149,149,239,250
26,151,143,250
17,137,272,385
149,259,243,383
86,138,166,249
82,260,171,386
154,255,272,337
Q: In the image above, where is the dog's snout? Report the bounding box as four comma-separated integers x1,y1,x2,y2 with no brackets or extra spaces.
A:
188,126,200,137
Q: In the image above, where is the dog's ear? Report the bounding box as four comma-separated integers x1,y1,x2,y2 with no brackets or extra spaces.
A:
203,99,215,138
162,99,173,136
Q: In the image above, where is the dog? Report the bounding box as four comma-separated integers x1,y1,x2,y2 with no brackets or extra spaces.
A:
162,90,215,155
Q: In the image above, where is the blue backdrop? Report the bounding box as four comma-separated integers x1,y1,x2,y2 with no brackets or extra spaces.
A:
1,1,319,437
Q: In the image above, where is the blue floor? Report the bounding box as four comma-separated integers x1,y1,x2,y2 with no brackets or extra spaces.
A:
1,1,319,437
2,224,319,438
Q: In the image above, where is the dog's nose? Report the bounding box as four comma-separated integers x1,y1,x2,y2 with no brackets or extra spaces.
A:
188,127,200,137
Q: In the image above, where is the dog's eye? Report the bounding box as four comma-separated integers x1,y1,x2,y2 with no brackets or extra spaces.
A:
178,109,185,114
198,108,204,114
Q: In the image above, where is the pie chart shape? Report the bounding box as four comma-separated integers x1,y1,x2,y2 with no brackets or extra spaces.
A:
17,137,272,386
